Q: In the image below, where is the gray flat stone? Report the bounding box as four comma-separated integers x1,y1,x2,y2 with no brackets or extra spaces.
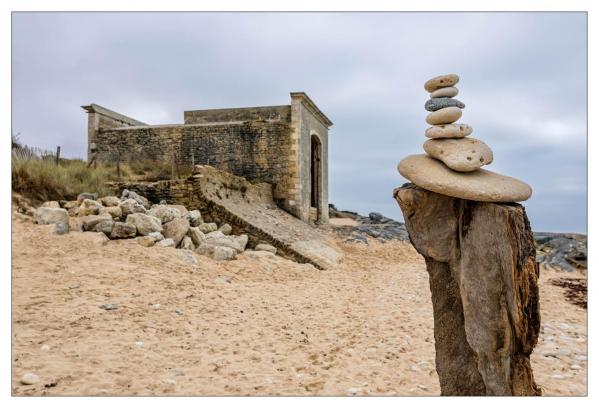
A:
425,98,465,112
398,154,532,202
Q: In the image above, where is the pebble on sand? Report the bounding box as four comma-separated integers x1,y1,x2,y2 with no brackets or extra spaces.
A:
20,373,40,385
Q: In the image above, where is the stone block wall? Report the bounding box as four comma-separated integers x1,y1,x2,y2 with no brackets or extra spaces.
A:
96,121,299,213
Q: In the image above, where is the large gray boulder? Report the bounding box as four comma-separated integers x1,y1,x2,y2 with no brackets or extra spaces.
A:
110,222,137,239
180,236,195,250
163,217,190,247
81,214,113,232
255,243,277,254
94,219,115,235
41,201,60,208
148,205,181,224
119,199,147,217
126,213,163,236
196,243,237,261
198,222,217,234
205,233,248,253
121,189,150,209
34,207,69,225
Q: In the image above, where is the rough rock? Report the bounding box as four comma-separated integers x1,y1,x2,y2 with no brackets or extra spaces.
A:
424,74,459,92
163,217,190,247
156,238,175,247
20,373,40,385
93,219,115,235
245,250,276,259
77,192,97,204
125,213,163,236
41,201,60,208
110,222,137,239
423,138,493,172
121,189,150,209
53,222,69,235
212,246,237,260
34,207,69,225
535,232,587,271
99,206,122,220
398,154,532,202
394,184,540,396
99,303,118,311
138,236,156,247
78,199,103,216
187,227,206,247
99,196,121,207
255,243,277,254
206,230,225,239
426,106,462,125
67,206,79,217
218,223,233,235
186,210,203,227
168,204,189,217
234,234,249,252
198,222,218,234
148,205,181,224
148,232,165,242
119,198,147,217
205,235,244,253
60,200,79,210
180,236,195,250
177,249,198,265
425,97,465,112
431,86,459,98
425,123,473,139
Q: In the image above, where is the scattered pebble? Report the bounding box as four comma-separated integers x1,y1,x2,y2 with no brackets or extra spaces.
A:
571,364,582,370
175,309,183,315
151,303,161,310
551,374,565,380
40,345,50,352
99,303,118,311
67,283,80,290
575,355,587,361
347,386,362,395
135,341,144,347
20,373,40,385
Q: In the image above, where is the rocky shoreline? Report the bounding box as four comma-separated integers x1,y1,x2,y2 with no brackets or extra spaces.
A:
328,203,587,274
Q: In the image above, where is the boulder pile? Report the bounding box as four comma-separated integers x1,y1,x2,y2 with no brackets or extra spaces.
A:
32,189,279,262
398,73,532,202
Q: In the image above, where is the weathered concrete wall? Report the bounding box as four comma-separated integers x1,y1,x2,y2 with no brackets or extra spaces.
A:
184,105,291,124
96,121,299,214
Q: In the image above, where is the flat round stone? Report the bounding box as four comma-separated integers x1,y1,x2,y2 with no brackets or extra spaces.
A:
423,138,493,172
397,154,532,202
424,74,459,92
426,106,462,125
425,97,465,112
425,123,472,139
430,86,458,98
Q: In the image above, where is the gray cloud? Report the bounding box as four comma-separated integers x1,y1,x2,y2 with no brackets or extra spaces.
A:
12,12,587,233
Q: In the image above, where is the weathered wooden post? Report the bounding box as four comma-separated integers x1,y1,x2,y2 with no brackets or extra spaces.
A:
55,146,61,165
394,74,540,396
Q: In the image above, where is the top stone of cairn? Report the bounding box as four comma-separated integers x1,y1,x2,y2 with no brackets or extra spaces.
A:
424,74,459,93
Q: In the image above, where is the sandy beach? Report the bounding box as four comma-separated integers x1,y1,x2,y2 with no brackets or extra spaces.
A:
11,212,587,396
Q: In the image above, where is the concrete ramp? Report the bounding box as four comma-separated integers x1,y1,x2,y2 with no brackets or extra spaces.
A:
188,166,342,269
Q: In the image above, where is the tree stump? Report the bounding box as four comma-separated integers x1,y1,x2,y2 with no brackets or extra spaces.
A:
393,183,541,396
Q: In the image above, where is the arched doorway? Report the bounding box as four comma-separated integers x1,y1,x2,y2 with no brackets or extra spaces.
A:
310,134,322,222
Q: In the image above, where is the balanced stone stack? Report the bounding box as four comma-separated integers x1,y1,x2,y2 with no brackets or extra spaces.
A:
393,75,540,395
398,73,532,202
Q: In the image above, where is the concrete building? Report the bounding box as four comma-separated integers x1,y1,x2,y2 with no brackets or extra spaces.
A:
82,92,333,223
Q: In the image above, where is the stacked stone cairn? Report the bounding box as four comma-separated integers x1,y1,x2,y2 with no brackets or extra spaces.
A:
30,189,278,262
399,73,532,202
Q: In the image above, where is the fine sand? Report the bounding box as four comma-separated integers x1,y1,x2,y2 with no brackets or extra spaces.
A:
11,212,587,396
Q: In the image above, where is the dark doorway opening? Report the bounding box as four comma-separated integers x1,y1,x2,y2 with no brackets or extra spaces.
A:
310,135,321,214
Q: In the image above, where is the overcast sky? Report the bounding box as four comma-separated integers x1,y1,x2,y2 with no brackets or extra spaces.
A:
12,12,587,233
